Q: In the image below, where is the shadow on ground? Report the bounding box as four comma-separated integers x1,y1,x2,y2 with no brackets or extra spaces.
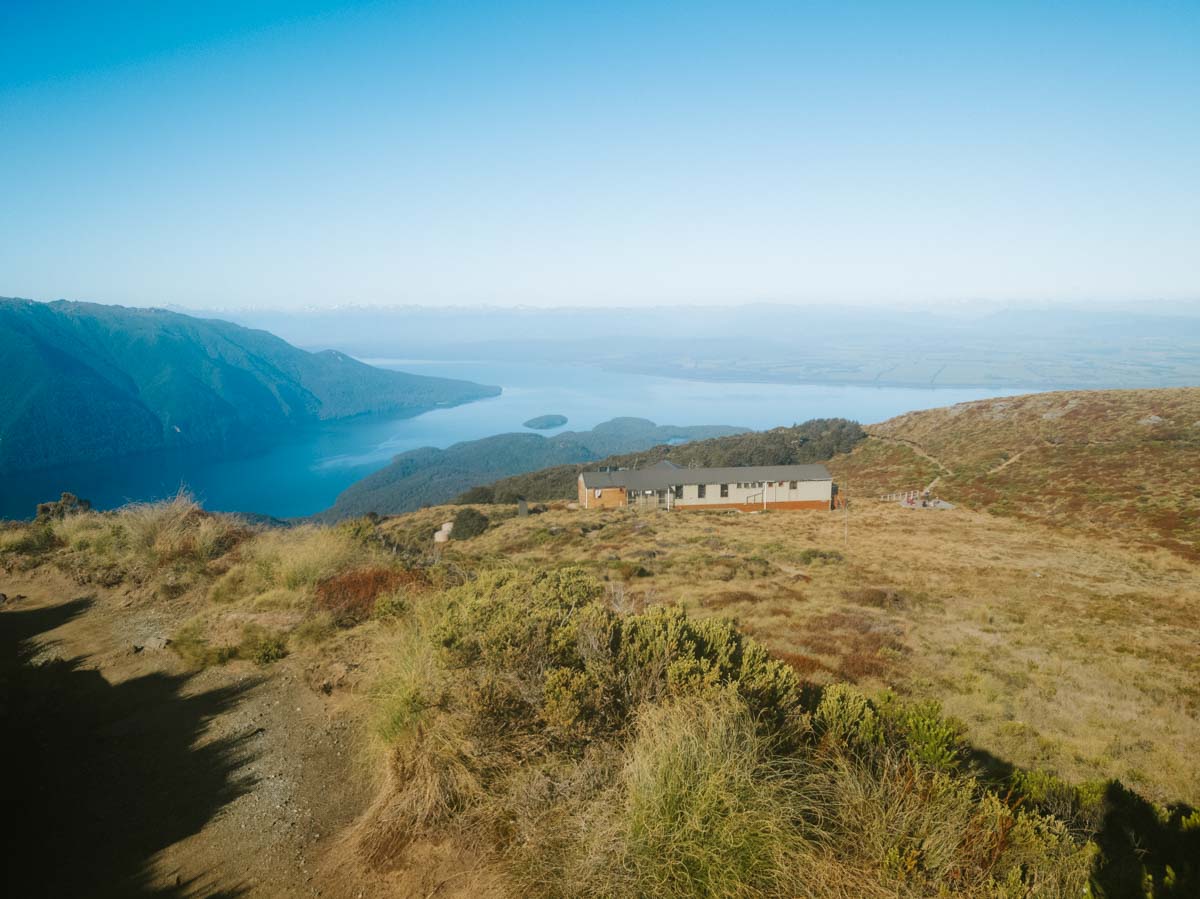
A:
969,746,1199,897
1,596,259,897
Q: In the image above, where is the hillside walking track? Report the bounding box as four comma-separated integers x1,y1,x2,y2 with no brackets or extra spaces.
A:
864,433,951,496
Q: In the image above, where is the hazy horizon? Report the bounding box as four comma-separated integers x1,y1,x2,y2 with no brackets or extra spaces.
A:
8,295,1199,315
3,1,1198,310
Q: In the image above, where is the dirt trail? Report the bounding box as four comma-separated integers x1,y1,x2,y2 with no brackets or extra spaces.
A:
861,433,949,495
985,441,1055,475
863,433,952,475
1,568,378,898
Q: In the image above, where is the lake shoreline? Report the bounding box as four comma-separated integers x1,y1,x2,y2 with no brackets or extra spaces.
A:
0,360,1030,521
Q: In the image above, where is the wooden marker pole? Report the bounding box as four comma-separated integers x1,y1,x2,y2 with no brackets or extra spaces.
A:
843,480,849,549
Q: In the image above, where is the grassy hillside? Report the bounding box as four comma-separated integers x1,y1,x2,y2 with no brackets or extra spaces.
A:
0,297,498,473
828,388,1200,560
458,418,865,503
2,494,1196,896
317,418,747,521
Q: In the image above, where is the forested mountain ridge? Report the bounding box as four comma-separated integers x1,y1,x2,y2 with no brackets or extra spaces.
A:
458,417,865,503
0,298,499,473
316,417,748,520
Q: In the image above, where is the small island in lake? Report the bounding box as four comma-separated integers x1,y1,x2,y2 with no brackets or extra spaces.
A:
523,414,568,430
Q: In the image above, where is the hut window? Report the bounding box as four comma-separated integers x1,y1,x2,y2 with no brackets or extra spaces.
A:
698,484,706,498
789,480,798,489
720,484,729,497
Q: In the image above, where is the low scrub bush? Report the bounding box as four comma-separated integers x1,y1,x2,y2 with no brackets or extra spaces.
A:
315,566,416,626
797,547,844,565
431,567,807,749
807,750,1090,896
0,522,62,560
240,625,288,665
449,508,489,540
172,619,289,668
373,590,410,620
172,619,239,668
607,559,652,580
361,565,1109,894
454,485,495,504
844,586,908,609
35,492,91,521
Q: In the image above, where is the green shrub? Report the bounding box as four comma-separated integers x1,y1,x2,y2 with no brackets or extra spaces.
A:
449,508,490,540
171,620,287,667
1008,769,1107,838
240,626,288,665
607,559,652,579
362,564,1144,897
432,567,807,747
810,751,1090,896
171,619,238,668
1012,775,1199,897
813,683,881,747
797,547,843,565
34,492,91,521
454,485,495,504
878,695,966,771
373,590,410,620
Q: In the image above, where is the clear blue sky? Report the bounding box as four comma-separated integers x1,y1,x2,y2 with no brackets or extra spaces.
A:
1,0,1197,308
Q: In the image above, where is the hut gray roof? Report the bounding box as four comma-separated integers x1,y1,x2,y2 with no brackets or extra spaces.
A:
580,463,831,491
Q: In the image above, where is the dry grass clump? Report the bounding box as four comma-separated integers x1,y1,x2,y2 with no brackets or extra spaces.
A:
523,694,830,899
0,492,252,589
173,618,288,668
119,493,243,563
185,520,427,660
2,510,414,666
207,525,375,604
0,520,62,565
702,589,763,610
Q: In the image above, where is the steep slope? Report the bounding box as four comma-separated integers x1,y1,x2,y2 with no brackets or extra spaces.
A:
459,418,866,503
828,387,1200,559
316,418,747,520
0,298,499,473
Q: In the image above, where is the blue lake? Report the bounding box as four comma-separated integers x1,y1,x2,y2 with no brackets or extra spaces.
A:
0,360,1021,519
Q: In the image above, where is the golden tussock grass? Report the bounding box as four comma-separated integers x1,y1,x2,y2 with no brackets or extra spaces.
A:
835,387,1200,561
405,497,1200,806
